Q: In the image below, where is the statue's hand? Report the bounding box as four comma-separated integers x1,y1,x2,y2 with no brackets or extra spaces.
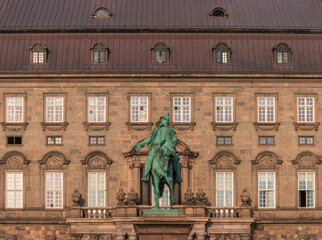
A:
135,143,141,151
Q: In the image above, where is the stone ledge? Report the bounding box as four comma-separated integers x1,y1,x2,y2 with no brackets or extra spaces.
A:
1,122,28,131
211,122,238,131
125,122,153,131
83,122,111,131
253,122,280,131
41,122,68,131
293,122,320,131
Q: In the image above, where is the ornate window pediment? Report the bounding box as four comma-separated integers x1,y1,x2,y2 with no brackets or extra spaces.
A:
252,151,282,170
0,151,29,169
209,151,240,170
39,151,69,170
292,152,322,170
82,151,112,170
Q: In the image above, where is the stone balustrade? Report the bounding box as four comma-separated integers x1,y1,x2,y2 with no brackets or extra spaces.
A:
81,207,114,218
207,207,240,218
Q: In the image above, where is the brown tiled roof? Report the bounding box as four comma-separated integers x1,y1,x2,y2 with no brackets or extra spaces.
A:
0,33,321,72
0,0,321,31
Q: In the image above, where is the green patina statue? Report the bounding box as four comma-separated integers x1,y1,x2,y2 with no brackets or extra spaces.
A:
136,113,183,209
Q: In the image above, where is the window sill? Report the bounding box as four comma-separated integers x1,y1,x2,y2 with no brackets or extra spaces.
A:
169,122,196,131
211,122,238,131
216,144,234,146
46,144,64,146
298,144,315,147
88,144,106,146
293,122,319,131
253,122,280,131
1,122,28,131
83,122,111,131
6,144,23,147
258,144,276,146
125,122,153,131
41,122,68,131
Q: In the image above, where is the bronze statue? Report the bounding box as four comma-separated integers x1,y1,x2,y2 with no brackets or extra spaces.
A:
136,113,182,209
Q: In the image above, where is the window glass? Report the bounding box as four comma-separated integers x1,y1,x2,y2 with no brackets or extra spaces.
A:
6,97,23,123
88,172,106,207
88,96,106,122
216,97,233,122
46,172,63,208
297,97,314,122
173,97,191,122
216,172,233,207
46,97,64,122
6,172,23,208
131,96,148,122
258,172,275,208
258,97,275,122
298,172,315,207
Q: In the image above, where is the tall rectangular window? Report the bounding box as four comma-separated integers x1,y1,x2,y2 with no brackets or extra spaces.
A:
216,172,233,207
6,172,23,208
46,97,64,122
46,172,63,208
298,172,315,208
297,97,314,122
215,97,233,122
32,52,44,63
6,97,24,123
88,96,106,122
131,96,148,122
258,97,275,122
152,184,170,207
258,172,275,208
173,97,191,122
88,172,106,207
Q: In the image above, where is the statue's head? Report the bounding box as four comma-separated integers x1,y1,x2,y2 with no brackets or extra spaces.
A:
160,112,170,127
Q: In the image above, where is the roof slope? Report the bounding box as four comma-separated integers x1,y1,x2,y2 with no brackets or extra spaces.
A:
0,0,321,31
0,33,321,73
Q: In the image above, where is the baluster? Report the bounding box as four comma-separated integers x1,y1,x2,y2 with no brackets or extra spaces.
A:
103,209,106,218
98,209,102,218
93,209,96,218
231,209,234,218
220,209,224,218
215,209,219,218
225,209,228,218
88,209,91,218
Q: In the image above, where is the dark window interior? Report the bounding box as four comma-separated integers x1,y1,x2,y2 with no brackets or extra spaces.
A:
299,191,306,207
7,136,22,145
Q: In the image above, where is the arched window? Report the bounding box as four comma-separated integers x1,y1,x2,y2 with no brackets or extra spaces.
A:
210,8,228,18
30,43,47,64
93,7,111,18
153,43,169,64
91,44,108,64
214,43,231,63
273,43,291,64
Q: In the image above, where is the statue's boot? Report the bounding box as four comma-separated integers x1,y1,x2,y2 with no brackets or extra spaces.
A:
141,176,149,182
176,177,183,184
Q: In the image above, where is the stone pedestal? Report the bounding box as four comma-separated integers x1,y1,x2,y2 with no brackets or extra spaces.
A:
69,207,82,218
184,206,206,217
114,206,137,217
239,207,252,218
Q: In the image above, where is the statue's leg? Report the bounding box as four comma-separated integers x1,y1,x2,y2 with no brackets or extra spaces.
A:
173,155,183,184
142,156,153,182
153,177,160,209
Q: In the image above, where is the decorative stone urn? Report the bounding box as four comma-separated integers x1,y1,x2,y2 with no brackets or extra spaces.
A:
71,189,81,206
127,187,138,206
196,189,206,206
184,187,194,205
116,187,126,206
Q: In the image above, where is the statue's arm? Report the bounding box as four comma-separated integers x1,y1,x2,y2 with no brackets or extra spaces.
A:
135,133,153,150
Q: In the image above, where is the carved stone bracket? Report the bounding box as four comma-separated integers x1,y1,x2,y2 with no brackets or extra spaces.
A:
253,122,280,131
125,122,153,131
252,151,282,170
83,122,111,131
169,122,196,131
209,151,240,170
0,151,29,169
293,122,320,131
292,152,322,170
211,122,238,131
1,122,28,131
41,122,68,131
39,151,70,169
82,151,112,170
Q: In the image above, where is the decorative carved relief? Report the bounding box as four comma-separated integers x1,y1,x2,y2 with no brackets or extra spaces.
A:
1,122,28,131
82,151,112,170
41,122,68,131
293,122,320,131
169,122,196,131
298,234,316,240
253,122,280,131
83,122,111,131
209,151,240,170
125,122,153,131
211,122,239,131
0,151,29,169
5,236,23,240
252,151,282,169
292,152,322,169
39,152,69,169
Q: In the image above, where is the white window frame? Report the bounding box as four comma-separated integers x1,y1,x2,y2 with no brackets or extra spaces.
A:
45,96,64,123
215,97,233,123
216,172,233,207
298,172,315,208
5,172,23,208
173,96,191,122
257,97,275,122
130,96,149,122
88,96,106,123
88,172,106,207
6,97,24,123
32,51,45,64
151,184,170,207
297,97,314,123
258,172,276,208
45,172,63,209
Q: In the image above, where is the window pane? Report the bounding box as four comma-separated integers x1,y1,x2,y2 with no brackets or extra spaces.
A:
46,172,63,208
46,97,63,122
6,97,24,123
173,97,191,122
131,96,148,122
216,97,233,123
88,96,106,122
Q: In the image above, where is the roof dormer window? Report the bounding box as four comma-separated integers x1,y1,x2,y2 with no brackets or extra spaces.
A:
94,7,111,18
213,43,231,63
30,43,47,64
273,43,292,64
91,43,108,64
152,43,170,64
210,8,228,18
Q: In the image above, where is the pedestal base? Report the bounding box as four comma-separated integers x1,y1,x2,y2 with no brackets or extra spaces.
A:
143,209,184,215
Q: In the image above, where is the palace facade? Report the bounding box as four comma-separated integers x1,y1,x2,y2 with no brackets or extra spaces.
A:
0,0,322,239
